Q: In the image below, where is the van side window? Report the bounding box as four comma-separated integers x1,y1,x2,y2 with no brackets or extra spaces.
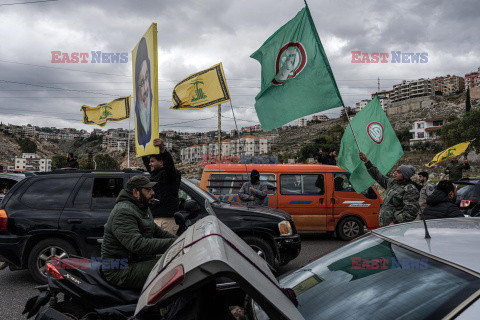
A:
208,173,276,195
280,174,324,195
334,173,377,199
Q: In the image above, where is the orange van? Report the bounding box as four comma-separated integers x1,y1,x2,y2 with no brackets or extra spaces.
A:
200,164,382,240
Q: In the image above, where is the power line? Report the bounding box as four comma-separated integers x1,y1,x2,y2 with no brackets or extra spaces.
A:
0,0,58,6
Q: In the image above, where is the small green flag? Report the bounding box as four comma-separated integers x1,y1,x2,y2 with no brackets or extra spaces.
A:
338,96,403,193
250,5,343,131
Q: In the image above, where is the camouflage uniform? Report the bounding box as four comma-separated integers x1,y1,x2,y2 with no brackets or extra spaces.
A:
366,162,420,227
445,161,470,181
419,182,435,210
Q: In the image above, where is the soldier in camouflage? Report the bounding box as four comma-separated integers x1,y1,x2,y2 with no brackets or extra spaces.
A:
360,152,420,227
445,156,470,181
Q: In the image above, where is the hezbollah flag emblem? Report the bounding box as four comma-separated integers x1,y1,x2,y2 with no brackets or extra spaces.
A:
81,96,130,127
426,139,475,167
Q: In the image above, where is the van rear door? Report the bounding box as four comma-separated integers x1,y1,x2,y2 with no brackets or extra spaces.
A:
277,173,327,231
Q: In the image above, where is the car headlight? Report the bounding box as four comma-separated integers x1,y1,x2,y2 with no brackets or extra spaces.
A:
278,220,292,236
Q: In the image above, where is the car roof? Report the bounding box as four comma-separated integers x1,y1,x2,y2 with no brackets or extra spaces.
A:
0,173,26,181
372,218,480,275
135,216,304,320
204,164,346,173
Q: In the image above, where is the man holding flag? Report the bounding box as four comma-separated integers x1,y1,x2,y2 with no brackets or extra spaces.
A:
359,152,420,226
338,96,419,226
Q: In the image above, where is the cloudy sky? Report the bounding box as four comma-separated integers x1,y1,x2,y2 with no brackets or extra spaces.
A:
0,0,479,133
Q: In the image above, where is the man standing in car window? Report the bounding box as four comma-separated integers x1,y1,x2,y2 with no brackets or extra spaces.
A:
239,169,268,205
142,138,181,235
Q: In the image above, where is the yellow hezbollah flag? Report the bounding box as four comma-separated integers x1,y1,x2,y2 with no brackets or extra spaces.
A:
81,96,130,127
132,23,159,157
171,62,231,109
426,139,475,167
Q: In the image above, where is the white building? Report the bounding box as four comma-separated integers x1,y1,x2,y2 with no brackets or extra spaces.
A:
409,118,444,145
312,114,329,122
355,99,371,112
297,118,308,127
13,153,51,172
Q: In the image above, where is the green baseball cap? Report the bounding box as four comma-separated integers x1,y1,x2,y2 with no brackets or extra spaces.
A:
127,175,157,190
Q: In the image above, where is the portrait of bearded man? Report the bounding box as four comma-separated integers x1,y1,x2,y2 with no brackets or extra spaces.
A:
134,37,152,148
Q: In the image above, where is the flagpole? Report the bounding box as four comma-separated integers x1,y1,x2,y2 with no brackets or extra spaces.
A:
127,103,131,168
343,105,361,153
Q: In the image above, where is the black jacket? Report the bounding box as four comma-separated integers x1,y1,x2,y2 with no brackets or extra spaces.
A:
317,153,336,165
143,150,181,218
423,190,463,220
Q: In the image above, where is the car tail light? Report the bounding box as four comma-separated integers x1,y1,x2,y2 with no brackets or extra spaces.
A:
46,262,63,279
0,209,7,231
460,200,477,209
147,265,184,306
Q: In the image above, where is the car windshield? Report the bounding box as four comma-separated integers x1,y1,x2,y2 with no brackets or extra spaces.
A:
253,235,480,320
183,178,217,203
456,184,480,201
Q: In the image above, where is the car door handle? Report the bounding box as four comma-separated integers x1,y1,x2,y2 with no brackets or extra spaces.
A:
331,198,335,204
67,218,83,224
319,198,323,204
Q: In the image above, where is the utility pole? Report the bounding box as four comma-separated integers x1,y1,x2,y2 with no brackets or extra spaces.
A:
378,77,380,92
218,104,222,161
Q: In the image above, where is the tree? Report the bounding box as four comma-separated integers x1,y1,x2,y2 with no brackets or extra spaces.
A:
18,138,37,153
442,108,480,150
52,154,67,170
94,154,119,170
466,87,472,113
340,107,356,121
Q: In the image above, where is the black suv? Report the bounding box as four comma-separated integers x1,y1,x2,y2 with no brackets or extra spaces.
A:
0,170,300,283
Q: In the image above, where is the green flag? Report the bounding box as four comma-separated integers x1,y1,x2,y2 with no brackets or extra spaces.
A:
338,96,403,193
250,5,343,131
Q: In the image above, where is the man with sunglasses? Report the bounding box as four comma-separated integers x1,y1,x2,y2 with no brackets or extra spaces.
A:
101,175,177,289
359,152,420,227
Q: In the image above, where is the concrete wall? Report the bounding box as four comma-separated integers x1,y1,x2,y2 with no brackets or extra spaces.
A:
471,86,480,99
387,96,435,116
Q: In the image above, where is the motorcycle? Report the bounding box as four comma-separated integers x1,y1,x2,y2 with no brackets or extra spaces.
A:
23,204,236,320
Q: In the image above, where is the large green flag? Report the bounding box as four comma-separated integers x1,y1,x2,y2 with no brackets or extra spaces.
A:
338,96,403,193
250,5,343,131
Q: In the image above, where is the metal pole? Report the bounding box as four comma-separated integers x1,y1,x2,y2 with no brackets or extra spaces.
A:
343,105,361,153
218,104,222,162
127,99,131,168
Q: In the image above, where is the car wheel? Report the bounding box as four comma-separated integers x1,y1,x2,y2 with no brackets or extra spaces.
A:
337,217,363,241
243,236,275,269
27,238,78,284
53,301,96,320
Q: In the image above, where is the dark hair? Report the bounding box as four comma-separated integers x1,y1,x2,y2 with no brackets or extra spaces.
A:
150,154,162,161
418,171,428,179
135,37,151,92
251,169,260,176
436,180,455,195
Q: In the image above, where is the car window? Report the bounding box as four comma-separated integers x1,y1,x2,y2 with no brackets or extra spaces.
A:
334,173,377,199
178,188,193,211
280,174,324,195
208,173,276,195
91,178,123,209
73,178,93,209
253,235,480,320
22,177,79,209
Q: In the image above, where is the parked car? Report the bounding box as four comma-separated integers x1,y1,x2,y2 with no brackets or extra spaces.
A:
200,164,383,240
135,216,480,320
0,169,300,283
455,178,480,217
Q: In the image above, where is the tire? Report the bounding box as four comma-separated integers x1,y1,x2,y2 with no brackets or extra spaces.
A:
53,301,96,320
27,238,78,284
337,217,363,241
242,236,275,269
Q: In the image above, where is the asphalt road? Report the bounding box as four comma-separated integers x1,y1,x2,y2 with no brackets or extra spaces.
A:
0,233,345,320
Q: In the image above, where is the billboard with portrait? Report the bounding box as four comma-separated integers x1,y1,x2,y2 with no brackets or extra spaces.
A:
132,23,159,157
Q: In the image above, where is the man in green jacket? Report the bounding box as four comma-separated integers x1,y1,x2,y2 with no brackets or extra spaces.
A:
359,152,420,227
445,156,470,181
101,175,177,289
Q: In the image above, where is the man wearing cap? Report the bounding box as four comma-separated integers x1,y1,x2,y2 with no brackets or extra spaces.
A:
101,175,177,289
359,152,420,227
239,169,268,205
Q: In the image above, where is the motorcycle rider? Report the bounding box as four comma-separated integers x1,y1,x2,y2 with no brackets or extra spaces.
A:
101,175,177,289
